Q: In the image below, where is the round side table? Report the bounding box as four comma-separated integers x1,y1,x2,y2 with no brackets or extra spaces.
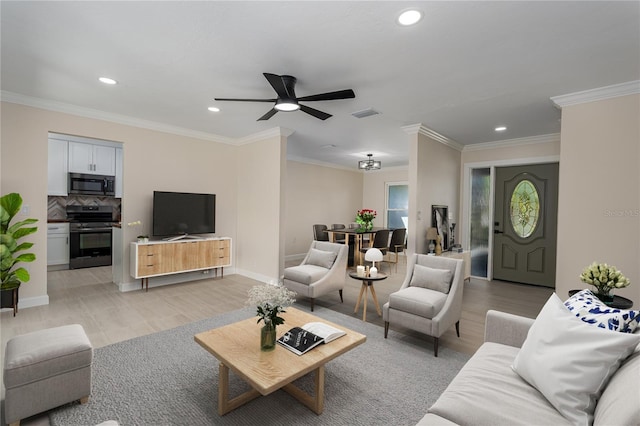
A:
348,272,388,321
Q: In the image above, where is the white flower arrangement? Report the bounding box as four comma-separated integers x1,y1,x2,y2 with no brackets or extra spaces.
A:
579,262,630,295
127,220,148,239
246,282,296,326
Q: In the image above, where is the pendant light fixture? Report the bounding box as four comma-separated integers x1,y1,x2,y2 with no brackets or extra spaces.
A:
358,153,381,171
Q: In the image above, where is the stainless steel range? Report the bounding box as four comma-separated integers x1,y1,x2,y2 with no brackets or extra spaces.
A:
66,205,115,269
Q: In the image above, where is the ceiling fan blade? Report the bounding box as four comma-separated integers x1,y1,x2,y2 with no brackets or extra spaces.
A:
257,108,278,121
297,89,355,102
264,73,297,99
299,104,332,120
214,98,276,102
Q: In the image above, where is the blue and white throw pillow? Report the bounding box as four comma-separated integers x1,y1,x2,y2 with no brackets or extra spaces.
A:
564,289,640,333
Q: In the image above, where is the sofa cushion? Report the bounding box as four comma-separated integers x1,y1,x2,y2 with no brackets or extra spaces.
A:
593,349,640,425
305,248,337,269
512,293,640,426
428,342,571,425
283,264,328,285
564,289,640,333
388,286,447,319
410,264,453,294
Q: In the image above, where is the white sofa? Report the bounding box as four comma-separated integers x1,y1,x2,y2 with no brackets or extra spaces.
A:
419,309,640,426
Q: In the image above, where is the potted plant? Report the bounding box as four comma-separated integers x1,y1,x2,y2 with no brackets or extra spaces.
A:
1,193,38,314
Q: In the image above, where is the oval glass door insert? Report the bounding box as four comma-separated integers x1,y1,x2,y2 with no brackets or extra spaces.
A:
510,179,540,238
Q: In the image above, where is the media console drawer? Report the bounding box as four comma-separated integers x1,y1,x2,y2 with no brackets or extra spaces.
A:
130,238,232,290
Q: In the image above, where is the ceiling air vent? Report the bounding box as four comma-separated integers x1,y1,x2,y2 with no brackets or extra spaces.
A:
351,108,380,119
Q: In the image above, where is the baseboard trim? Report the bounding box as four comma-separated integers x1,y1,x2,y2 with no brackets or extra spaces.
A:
0,294,50,313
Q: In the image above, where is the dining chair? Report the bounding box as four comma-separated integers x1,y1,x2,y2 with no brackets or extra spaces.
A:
384,228,407,273
359,229,390,270
313,224,329,241
331,223,346,243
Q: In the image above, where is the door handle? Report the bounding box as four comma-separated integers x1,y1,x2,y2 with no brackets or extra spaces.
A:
494,230,503,234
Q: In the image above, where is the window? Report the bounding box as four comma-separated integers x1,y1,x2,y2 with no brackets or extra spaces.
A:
386,182,408,230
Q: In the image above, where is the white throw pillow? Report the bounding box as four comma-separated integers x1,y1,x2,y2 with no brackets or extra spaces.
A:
512,293,640,426
409,264,453,293
564,289,640,333
305,248,337,269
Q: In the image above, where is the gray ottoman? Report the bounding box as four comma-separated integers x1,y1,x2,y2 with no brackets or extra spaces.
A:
3,324,93,426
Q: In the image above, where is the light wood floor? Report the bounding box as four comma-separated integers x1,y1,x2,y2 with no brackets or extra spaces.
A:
1,257,553,425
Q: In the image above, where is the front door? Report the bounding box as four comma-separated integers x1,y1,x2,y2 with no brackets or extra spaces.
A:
492,163,559,287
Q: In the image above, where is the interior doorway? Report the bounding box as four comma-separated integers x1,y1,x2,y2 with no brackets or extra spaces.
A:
492,163,559,288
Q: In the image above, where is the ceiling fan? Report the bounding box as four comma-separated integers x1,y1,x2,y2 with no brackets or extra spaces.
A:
215,73,355,121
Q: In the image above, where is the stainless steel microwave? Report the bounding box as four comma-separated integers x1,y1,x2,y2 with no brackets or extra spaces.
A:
68,173,115,196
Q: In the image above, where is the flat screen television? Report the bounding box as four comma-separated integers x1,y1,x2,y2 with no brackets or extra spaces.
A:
153,191,215,239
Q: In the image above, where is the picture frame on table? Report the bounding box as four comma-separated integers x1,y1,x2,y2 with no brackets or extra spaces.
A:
431,205,449,251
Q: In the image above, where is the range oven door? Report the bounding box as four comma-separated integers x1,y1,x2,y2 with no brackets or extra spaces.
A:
69,227,112,269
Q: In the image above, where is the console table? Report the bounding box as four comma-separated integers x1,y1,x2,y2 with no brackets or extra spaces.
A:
130,237,231,291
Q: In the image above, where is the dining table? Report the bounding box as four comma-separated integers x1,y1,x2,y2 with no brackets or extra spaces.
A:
325,227,390,266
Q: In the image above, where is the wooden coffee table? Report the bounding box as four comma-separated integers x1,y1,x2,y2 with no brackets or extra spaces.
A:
194,307,366,416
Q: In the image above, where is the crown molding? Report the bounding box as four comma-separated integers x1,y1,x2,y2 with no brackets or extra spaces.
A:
286,155,358,172
463,133,560,152
236,127,295,145
1,90,235,144
551,80,640,108
401,123,464,151
287,155,408,173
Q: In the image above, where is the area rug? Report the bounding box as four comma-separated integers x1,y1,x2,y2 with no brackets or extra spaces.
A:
49,306,470,426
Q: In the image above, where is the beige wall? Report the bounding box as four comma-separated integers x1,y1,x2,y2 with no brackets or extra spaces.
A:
556,94,639,303
284,161,362,258
409,129,461,255
236,134,286,282
462,138,561,164
1,102,238,305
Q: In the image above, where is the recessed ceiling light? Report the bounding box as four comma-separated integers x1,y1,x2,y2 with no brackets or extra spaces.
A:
398,9,423,26
495,126,507,132
207,106,220,112
98,77,117,85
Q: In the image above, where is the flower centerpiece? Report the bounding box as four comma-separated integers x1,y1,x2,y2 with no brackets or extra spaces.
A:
246,282,296,351
355,209,376,231
127,220,148,243
579,262,630,303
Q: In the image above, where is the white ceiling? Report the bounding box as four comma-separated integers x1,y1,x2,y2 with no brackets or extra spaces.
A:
2,1,639,169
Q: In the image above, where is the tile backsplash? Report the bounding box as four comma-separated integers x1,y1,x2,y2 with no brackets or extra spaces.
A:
48,196,121,221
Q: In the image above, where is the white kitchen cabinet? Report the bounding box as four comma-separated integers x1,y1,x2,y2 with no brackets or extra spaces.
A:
115,147,123,198
47,223,70,266
47,139,68,196
68,141,116,175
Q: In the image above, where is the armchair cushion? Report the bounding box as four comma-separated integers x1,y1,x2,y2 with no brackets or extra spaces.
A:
388,286,447,319
283,264,329,285
410,264,453,294
305,248,337,269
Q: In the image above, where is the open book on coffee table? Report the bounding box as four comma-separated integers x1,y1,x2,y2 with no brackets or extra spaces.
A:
277,322,347,355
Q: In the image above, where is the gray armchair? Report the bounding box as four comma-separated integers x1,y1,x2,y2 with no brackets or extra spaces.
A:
383,254,464,356
283,241,348,311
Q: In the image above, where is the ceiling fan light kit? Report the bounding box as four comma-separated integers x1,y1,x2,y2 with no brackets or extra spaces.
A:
274,98,300,111
358,154,381,171
215,73,355,121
